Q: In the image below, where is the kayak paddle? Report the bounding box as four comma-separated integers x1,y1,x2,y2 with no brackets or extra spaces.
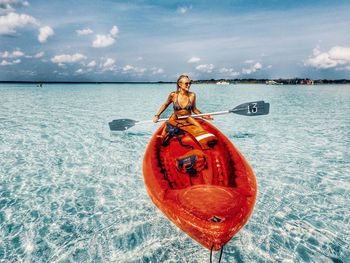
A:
109,100,269,131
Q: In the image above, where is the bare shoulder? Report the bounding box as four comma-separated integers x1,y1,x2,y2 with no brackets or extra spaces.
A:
167,91,176,101
189,92,196,98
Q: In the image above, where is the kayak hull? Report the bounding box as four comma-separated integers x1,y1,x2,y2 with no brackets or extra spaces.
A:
143,120,257,250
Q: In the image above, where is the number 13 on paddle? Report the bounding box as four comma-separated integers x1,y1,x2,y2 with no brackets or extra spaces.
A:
247,102,258,114
230,101,270,116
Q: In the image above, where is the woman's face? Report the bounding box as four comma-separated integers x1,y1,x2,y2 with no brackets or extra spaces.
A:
178,77,191,91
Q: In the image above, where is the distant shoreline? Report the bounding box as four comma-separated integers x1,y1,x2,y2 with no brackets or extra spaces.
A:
0,81,174,84
1,78,350,85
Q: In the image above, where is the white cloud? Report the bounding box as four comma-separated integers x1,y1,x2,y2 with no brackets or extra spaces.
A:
100,58,116,71
1,58,21,65
196,64,214,73
75,68,84,74
0,0,29,10
254,62,262,70
34,51,44,58
0,12,54,44
242,62,262,75
102,58,115,69
38,26,54,43
188,57,201,63
10,49,23,57
219,67,240,77
328,46,350,61
136,56,143,61
177,6,192,14
122,64,146,74
92,25,119,48
123,65,133,72
242,68,252,74
92,34,115,48
25,51,44,58
110,25,118,37
306,52,336,69
0,49,24,58
87,60,96,67
245,59,255,64
151,67,164,74
76,28,93,36
51,53,86,65
305,46,350,70
0,12,38,34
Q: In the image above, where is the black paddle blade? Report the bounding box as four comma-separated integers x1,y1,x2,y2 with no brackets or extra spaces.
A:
109,119,138,131
230,101,270,116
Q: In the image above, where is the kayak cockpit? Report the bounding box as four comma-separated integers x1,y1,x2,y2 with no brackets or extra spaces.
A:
156,122,238,191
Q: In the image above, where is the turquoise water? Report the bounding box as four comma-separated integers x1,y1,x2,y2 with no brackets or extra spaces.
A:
0,83,349,262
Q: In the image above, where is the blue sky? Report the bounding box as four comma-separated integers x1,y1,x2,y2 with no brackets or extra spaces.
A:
1,0,350,81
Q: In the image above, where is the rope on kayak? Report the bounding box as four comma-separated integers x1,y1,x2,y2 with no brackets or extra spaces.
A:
209,244,224,263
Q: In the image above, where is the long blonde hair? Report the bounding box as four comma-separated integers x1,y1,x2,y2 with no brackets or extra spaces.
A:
176,75,189,91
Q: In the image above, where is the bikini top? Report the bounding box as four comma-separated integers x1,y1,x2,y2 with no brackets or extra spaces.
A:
173,93,193,111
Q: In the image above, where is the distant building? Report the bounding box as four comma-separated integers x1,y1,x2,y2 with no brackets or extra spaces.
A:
300,79,314,85
216,80,230,85
266,80,283,85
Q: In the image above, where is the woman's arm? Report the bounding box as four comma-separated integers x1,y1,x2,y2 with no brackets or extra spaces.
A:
153,92,174,122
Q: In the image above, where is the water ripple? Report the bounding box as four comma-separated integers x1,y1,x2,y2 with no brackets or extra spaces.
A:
0,84,349,262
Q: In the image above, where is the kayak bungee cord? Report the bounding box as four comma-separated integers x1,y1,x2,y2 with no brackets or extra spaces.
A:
210,245,224,263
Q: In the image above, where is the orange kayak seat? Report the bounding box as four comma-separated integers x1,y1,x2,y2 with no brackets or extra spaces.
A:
162,120,218,150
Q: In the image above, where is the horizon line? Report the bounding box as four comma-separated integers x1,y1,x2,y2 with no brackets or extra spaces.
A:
1,78,350,84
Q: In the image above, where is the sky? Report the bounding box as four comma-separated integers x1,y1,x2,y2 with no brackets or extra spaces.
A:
1,0,350,82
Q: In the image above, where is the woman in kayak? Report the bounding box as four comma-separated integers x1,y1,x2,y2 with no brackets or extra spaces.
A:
153,75,216,149
153,75,213,125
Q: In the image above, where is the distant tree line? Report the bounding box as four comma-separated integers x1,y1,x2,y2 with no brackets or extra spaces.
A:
192,78,350,85
1,79,350,85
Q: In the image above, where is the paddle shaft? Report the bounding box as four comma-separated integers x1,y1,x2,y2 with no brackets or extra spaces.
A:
109,101,269,131
137,110,231,124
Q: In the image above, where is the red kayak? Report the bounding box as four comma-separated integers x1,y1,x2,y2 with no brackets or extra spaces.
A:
143,119,257,251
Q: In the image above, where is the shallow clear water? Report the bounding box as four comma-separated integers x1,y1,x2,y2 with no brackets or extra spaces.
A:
0,83,349,262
